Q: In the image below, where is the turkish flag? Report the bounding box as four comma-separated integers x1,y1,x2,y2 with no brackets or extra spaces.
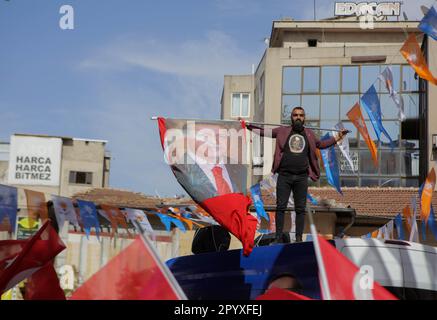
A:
316,235,397,300
201,193,257,256
70,236,184,300
0,221,66,293
24,263,66,300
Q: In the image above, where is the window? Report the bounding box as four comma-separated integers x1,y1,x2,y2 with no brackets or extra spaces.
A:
252,133,263,167
281,64,422,187
258,73,265,104
283,67,301,94
361,65,381,92
301,95,320,120
303,67,320,93
321,66,340,93
231,93,250,118
342,66,359,93
69,171,93,185
321,95,340,120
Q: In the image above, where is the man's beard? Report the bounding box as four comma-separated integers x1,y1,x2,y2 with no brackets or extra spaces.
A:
292,119,304,132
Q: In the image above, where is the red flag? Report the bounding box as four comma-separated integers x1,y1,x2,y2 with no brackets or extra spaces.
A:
201,194,257,256
256,287,313,300
69,236,185,300
0,221,66,293
157,117,258,256
24,189,49,223
420,168,436,223
24,263,66,300
316,235,397,300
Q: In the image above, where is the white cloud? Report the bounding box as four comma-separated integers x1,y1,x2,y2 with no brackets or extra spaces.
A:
79,31,257,196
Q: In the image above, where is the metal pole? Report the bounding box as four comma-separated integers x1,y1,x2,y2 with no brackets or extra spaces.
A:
132,220,188,300
150,117,347,133
307,205,332,300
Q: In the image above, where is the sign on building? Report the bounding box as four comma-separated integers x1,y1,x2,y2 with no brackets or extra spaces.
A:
335,2,401,17
8,135,62,186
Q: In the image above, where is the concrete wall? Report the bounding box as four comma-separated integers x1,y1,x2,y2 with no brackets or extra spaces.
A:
427,37,437,182
59,139,107,197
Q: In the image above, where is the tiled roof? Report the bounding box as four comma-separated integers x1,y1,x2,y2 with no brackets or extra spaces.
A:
72,188,195,209
261,187,437,219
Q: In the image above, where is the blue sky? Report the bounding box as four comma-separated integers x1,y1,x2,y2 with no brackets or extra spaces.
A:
0,0,433,197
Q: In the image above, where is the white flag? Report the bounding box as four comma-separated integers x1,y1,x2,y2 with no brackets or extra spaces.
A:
385,220,394,239
124,208,154,234
51,195,79,232
333,122,355,172
378,67,406,122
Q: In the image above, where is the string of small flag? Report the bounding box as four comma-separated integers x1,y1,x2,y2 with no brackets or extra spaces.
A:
0,183,217,240
362,168,437,242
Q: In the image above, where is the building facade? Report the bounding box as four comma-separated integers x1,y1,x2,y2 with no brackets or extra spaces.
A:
0,133,111,198
221,17,437,189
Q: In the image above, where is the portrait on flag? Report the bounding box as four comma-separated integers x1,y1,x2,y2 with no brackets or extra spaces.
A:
158,118,257,256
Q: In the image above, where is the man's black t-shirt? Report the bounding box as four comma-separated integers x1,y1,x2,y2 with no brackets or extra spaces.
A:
278,129,309,175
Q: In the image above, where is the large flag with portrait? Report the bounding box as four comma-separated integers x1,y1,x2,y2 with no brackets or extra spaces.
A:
157,117,257,256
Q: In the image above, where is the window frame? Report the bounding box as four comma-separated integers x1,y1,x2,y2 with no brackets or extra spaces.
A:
230,92,250,118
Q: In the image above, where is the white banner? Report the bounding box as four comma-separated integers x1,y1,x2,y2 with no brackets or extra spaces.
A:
8,135,62,186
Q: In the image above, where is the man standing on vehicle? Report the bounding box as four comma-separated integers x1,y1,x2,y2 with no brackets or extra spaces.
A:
246,106,348,243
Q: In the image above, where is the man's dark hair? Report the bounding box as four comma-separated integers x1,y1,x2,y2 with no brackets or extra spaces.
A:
291,106,305,115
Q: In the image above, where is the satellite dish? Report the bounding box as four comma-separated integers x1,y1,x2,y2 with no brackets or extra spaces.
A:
420,5,430,16
402,11,409,21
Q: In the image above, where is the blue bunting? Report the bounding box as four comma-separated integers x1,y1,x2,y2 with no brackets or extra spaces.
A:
307,193,319,206
361,85,395,150
320,133,343,195
0,184,18,233
394,213,404,240
155,212,186,232
76,199,100,239
419,6,437,41
250,184,269,221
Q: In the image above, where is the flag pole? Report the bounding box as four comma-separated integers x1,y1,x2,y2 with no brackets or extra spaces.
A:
307,205,332,300
150,117,347,133
132,220,188,300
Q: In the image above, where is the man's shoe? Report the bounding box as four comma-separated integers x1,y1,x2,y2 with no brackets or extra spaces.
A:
295,235,303,243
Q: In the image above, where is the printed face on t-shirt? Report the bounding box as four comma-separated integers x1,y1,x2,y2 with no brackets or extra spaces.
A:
289,134,305,153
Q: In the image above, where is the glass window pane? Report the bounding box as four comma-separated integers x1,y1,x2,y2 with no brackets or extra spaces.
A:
402,93,419,119
282,95,301,123
241,94,249,117
303,67,320,93
400,151,420,176
341,177,359,187
359,150,379,175
380,94,399,119
360,121,378,148
342,122,358,148
361,178,380,187
283,67,301,94
339,150,359,174
402,65,419,92
320,121,338,137
301,95,320,120
340,94,359,120
361,65,381,92
321,66,340,93
321,95,340,120
380,65,401,93
305,121,320,138
380,151,400,175
342,66,359,93
231,94,240,117
379,178,400,187
402,178,419,187
380,121,400,149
